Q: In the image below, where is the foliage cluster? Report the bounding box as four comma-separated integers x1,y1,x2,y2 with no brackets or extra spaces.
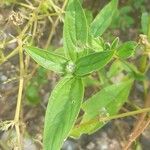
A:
24,0,150,149
0,0,150,150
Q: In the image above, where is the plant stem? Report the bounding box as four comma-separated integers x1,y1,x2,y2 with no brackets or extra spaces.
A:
124,33,150,149
0,47,19,65
45,0,68,49
0,140,9,150
100,107,150,122
123,117,150,150
17,2,35,10
13,1,46,149
14,38,24,150
76,107,150,128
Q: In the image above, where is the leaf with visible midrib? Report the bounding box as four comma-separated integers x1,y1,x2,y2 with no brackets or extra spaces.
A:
70,80,133,138
90,0,118,37
75,50,114,76
116,41,137,59
43,76,84,150
63,0,88,61
25,46,67,73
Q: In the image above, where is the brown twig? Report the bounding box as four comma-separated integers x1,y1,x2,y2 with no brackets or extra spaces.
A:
123,117,150,150
123,91,150,150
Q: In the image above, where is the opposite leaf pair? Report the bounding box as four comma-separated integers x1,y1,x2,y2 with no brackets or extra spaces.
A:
24,0,136,150
25,43,133,150
25,46,115,76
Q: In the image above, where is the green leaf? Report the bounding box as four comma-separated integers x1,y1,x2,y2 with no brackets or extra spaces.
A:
63,0,88,61
111,37,119,50
36,67,48,84
84,9,93,27
120,61,145,81
70,80,133,138
141,12,150,35
90,37,104,52
98,68,110,87
107,60,123,78
24,46,67,73
116,41,137,59
43,76,84,150
26,84,40,105
90,0,118,37
75,50,114,76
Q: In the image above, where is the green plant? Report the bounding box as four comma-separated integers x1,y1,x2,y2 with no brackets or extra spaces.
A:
25,67,48,105
23,0,150,150
110,0,147,31
111,5,134,30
